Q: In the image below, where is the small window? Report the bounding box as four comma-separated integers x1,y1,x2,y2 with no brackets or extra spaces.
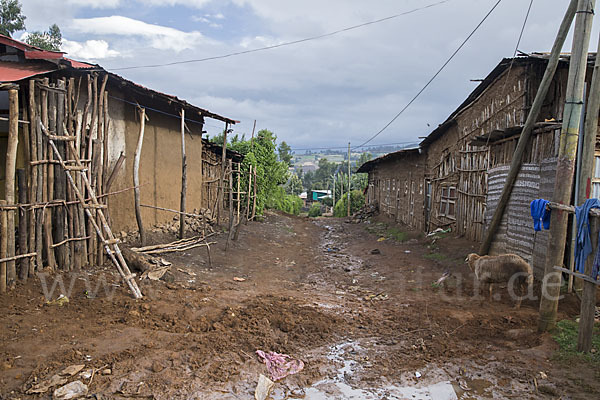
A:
439,186,457,218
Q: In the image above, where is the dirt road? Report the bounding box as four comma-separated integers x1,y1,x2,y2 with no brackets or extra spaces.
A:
0,212,597,399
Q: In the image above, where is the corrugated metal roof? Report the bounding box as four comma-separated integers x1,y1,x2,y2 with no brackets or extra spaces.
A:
356,147,421,173
0,34,64,59
0,61,57,82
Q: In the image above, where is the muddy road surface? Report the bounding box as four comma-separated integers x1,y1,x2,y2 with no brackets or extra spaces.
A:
0,211,597,399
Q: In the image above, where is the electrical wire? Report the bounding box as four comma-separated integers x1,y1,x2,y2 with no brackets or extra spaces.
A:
290,140,420,152
352,0,503,150
109,0,451,71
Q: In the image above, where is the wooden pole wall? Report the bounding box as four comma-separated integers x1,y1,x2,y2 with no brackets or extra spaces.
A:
5,89,19,284
179,108,187,239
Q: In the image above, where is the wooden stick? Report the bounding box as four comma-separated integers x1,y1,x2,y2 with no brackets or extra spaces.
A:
104,152,125,193
134,108,147,246
236,163,241,223
143,241,216,255
43,81,57,270
54,79,69,270
5,89,19,284
17,169,29,280
577,215,599,352
0,200,7,293
179,108,187,239
252,168,257,220
217,123,229,225
245,165,252,223
131,234,213,252
0,253,37,264
52,236,91,249
226,160,234,250
28,79,39,275
140,204,210,218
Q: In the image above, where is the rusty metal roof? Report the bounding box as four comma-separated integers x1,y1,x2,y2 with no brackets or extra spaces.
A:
0,61,57,82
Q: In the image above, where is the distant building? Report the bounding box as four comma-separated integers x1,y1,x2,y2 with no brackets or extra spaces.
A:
298,162,317,173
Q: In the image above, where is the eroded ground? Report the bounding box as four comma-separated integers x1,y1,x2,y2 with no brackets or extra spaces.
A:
1,211,598,399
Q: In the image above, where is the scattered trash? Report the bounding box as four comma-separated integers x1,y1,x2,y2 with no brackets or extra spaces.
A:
60,364,85,377
404,250,411,254
79,370,92,380
350,203,378,223
177,268,196,276
46,294,69,306
325,247,339,252
538,371,548,380
256,350,304,381
364,293,389,301
370,249,381,255
427,228,451,237
254,374,275,400
141,265,171,281
26,374,68,394
233,277,246,282
101,368,112,375
457,377,471,391
436,269,451,285
149,257,172,267
377,237,387,242
53,380,88,399
415,371,422,379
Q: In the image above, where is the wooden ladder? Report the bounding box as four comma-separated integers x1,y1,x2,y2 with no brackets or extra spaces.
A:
41,121,143,299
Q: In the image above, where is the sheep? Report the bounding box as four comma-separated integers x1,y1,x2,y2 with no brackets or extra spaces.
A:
466,253,533,309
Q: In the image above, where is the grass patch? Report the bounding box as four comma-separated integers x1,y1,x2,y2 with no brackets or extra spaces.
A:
386,227,407,242
552,319,600,366
423,252,446,261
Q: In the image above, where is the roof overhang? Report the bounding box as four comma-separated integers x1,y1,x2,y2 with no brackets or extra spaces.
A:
0,61,57,82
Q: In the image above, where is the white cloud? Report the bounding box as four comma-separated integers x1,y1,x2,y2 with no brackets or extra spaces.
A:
191,15,223,28
142,0,213,7
70,16,205,52
66,0,122,7
62,39,120,60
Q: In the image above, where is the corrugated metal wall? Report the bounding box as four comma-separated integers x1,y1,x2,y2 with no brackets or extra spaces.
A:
485,158,557,278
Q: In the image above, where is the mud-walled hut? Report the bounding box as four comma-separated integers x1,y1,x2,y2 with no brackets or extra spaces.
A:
0,34,242,291
360,53,599,278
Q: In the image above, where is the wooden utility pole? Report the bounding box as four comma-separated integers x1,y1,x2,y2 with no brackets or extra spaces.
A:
576,32,600,352
479,0,579,255
539,0,595,333
332,173,336,212
179,108,187,239
347,142,351,217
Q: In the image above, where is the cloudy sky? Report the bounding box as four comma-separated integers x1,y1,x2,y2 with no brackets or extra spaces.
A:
18,0,600,152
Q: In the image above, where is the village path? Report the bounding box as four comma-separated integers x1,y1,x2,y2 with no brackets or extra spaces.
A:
0,211,597,399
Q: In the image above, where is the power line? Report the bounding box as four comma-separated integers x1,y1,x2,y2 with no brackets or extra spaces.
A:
290,140,420,152
352,0,504,150
109,0,451,71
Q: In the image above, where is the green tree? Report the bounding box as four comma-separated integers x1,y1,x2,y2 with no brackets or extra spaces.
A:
0,0,25,37
278,141,293,167
285,173,303,196
334,190,365,217
354,152,372,173
25,24,62,51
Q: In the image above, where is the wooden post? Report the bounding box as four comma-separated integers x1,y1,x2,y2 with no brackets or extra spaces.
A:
0,200,7,292
179,108,187,239
54,79,69,270
28,79,39,275
347,142,351,217
245,164,252,223
479,0,579,255
236,163,241,222
252,168,257,220
217,123,229,225
577,215,598,352
5,89,19,284
226,160,234,249
573,32,600,292
199,131,203,211
134,108,147,246
539,0,596,332
17,169,29,280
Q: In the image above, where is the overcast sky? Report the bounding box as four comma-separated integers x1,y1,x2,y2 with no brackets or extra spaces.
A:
18,0,600,152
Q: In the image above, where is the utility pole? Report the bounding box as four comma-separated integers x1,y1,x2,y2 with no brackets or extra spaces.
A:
347,142,351,217
479,0,579,255
332,173,336,212
539,0,595,333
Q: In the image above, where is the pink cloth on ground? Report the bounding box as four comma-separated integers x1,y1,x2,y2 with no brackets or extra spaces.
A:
256,350,304,381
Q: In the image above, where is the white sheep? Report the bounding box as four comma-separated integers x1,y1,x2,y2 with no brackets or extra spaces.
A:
466,253,533,309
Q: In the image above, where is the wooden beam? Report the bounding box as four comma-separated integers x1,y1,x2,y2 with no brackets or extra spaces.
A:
134,108,147,246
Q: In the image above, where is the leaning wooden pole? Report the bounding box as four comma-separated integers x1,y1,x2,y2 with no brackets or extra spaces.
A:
217,123,229,225
479,0,579,255
17,169,29,280
539,0,595,333
5,89,19,285
134,108,147,246
575,33,600,352
179,108,187,239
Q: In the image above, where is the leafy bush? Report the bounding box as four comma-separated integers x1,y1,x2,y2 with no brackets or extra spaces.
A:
333,190,365,217
266,186,303,216
308,203,322,217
